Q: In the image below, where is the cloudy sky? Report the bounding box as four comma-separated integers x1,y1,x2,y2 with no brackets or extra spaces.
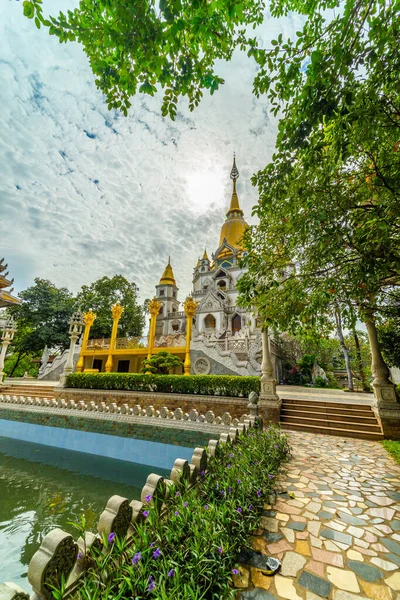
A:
1,1,300,304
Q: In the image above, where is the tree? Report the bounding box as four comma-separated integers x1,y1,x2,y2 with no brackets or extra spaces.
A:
141,351,183,374
377,320,400,369
7,279,75,375
77,275,145,339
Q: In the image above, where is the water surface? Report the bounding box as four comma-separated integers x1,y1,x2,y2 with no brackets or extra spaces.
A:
0,436,169,591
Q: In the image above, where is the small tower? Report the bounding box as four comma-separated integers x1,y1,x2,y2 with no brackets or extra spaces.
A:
200,248,211,273
155,258,180,334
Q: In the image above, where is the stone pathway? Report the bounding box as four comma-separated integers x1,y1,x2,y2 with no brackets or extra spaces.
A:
237,431,400,600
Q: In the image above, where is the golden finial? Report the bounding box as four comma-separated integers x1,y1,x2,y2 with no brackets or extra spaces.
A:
183,296,199,317
83,310,96,326
230,152,239,181
202,248,209,260
148,297,161,316
111,302,124,320
159,257,176,285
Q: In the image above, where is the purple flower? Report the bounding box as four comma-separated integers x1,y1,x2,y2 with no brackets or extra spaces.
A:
249,504,254,510
175,491,180,497
143,510,149,518
204,504,209,510
148,581,155,592
237,479,241,484
145,494,152,503
168,569,175,578
184,501,188,507
229,453,234,458
132,552,142,565
77,552,82,560
148,576,153,583
232,568,239,575
228,487,232,493
108,532,115,543
221,490,225,496
274,444,278,449
257,490,262,497
201,470,205,477
150,542,156,547
218,547,223,554
227,464,231,469
153,547,162,559
174,510,179,516
237,507,243,513
268,474,274,479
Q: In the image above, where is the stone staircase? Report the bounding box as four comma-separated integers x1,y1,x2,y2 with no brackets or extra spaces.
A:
0,384,56,400
280,398,384,440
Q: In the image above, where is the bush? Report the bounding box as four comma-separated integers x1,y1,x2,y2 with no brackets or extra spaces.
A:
67,427,290,600
314,376,327,388
66,372,260,398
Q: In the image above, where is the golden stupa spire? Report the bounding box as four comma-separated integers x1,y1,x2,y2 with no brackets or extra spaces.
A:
217,154,248,252
159,257,176,286
226,153,243,217
202,248,209,260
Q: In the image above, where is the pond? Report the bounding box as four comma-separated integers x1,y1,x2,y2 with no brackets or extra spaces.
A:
0,436,170,592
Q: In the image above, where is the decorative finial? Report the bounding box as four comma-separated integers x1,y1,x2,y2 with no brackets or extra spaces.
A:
168,256,171,265
230,153,239,181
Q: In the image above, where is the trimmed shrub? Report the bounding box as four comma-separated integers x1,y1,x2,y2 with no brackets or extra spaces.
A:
66,372,260,398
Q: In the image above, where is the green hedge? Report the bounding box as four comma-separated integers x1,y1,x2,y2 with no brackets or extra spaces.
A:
66,372,260,398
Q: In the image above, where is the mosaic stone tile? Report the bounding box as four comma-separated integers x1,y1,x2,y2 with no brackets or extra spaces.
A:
338,512,367,526
275,575,303,600
288,521,307,531
267,539,292,555
370,558,398,571
241,589,277,600
385,553,400,566
280,551,307,577
327,567,360,593
381,538,400,555
295,540,311,556
250,568,272,591
384,572,400,591
366,507,396,520
298,570,332,597
311,548,344,567
359,581,392,600
320,528,353,546
333,591,369,600
347,560,383,582
263,532,284,543
306,560,325,577
280,527,295,543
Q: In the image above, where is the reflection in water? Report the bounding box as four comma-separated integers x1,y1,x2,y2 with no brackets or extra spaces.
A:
0,436,169,591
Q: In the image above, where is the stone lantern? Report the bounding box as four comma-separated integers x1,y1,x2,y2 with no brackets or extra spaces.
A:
57,310,84,388
0,317,17,384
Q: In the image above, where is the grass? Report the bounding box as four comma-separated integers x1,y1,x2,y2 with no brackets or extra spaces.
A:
382,440,400,464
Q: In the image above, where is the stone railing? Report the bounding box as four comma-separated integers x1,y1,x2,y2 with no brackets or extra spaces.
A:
153,333,186,347
0,394,251,428
166,310,185,319
0,419,256,599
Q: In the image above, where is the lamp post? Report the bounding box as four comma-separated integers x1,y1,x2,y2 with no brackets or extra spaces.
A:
0,317,17,385
57,310,84,388
183,297,199,375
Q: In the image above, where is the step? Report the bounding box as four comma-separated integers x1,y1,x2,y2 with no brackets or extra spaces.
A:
281,409,378,424
282,398,373,411
280,414,382,433
281,422,384,441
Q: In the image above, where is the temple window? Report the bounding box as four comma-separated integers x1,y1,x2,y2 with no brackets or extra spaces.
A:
232,313,242,333
217,280,226,290
204,314,216,332
159,289,165,296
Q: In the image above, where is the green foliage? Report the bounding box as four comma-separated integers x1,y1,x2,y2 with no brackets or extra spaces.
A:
141,351,184,375
8,278,75,354
297,354,315,382
382,440,400,465
4,352,39,378
77,275,145,339
23,0,266,118
314,375,327,388
377,319,400,369
65,427,290,599
67,372,260,397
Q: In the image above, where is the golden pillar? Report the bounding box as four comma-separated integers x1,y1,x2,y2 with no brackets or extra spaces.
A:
147,298,161,359
183,297,199,375
105,302,124,373
76,310,96,372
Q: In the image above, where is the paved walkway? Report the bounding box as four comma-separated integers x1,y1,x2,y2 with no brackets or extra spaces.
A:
278,386,375,406
239,431,400,600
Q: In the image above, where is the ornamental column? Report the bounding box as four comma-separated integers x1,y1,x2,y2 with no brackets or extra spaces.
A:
364,310,400,439
183,297,199,375
147,298,161,359
0,318,17,385
258,326,281,424
76,310,96,373
105,303,124,373
57,310,84,388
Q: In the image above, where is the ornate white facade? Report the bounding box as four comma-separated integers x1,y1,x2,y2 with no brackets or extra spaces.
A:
155,157,281,378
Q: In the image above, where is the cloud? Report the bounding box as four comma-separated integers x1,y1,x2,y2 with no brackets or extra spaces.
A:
0,1,301,306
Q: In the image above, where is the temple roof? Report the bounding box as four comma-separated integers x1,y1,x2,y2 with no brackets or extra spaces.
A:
217,155,248,255
159,257,177,286
0,258,20,307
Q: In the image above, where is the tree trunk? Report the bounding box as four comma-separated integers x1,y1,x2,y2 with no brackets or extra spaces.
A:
353,330,369,392
363,310,392,386
9,351,25,377
335,309,354,391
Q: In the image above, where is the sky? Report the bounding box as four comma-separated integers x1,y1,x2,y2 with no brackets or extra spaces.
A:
0,1,300,305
